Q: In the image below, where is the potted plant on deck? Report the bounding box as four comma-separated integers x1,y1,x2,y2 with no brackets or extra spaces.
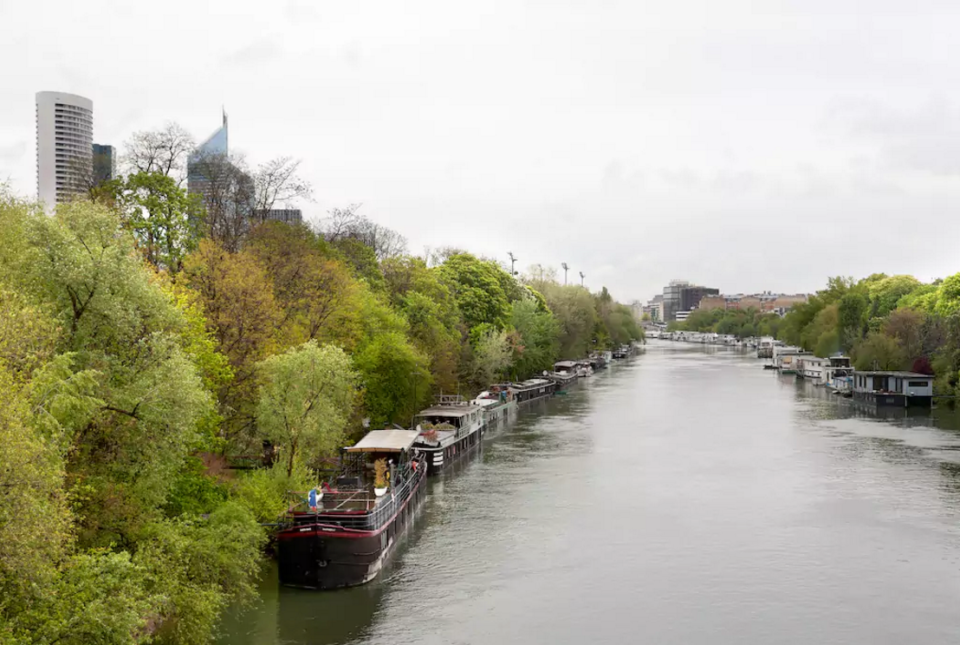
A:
374,458,389,497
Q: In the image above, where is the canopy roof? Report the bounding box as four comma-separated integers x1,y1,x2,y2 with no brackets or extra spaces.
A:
345,429,420,453
417,405,480,418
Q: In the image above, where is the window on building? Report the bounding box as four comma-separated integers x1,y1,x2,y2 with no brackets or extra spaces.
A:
908,381,928,388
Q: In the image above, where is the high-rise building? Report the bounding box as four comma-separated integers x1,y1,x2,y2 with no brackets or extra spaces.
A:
188,111,230,203
662,280,689,322
92,143,115,184
680,286,719,312
36,91,93,211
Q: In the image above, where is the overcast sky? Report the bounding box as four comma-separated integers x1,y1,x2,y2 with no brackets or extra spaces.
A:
2,0,960,303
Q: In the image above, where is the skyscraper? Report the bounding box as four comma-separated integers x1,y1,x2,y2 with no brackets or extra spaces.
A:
36,91,93,211
188,111,231,205
92,143,116,184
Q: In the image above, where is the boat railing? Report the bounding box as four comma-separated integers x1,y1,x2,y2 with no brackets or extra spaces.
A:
436,393,469,406
292,457,425,532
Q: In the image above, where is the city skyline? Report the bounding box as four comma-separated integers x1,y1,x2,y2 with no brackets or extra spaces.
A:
5,1,960,302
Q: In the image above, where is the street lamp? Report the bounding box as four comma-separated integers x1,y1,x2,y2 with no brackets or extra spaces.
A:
508,252,518,276
579,271,585,287
562,262,569,285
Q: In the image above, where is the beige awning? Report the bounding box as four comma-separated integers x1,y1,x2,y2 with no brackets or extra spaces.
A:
345,429,421,453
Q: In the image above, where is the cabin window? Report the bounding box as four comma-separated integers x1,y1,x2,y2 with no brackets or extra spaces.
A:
908,381,928,388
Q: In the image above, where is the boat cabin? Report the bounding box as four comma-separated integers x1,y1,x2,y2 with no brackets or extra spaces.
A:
554,360,579,374
851,371,933,409
505,378,556,403
797,356,825,381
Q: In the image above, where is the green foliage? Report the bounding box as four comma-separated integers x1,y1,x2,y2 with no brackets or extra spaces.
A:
510,298,560,377
437,253,514,330
257,341,358,476
853,332,906,371
136,502,266,644
15,550,157,645
163,457,230,517
355,331,432,426
117,171,205,273
233,460,314,524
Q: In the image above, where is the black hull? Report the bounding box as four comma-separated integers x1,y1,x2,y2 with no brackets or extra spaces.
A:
277,468,427,590
420,423,484,475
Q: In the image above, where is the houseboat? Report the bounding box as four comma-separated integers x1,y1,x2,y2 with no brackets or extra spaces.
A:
757,336,775,359
505,377,557,403
412,395,485,474
823,356,854,393
277,429,427,590
574,360,594,377
797,356,826,383
851,371,934,409
773,346,803,375
544,364,578,390
473,386,518,428
612,345,634,359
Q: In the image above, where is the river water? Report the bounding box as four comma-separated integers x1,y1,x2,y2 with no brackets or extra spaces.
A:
219,342,960,644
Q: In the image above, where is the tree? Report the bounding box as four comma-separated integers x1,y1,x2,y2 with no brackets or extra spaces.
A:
122,122,196,186
183,240,281,451
320,204,408,260
257,341,357,477
117,171,205,273
188,152,256,252
354,331,432,426
510,298,560,378
853,332,906,371
436,253,513,331
540,283,599,358
838,291,868,350
251,156,312,217
882,308,925,361
245,222,360,347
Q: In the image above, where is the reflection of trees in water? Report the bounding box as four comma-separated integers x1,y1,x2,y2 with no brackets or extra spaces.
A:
937,460,960,500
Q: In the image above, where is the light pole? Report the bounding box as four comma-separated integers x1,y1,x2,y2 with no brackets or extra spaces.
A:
579,271,585,287
562,262,569,285
508,252,518,276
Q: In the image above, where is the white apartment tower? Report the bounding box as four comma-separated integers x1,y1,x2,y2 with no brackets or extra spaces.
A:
36,91,93,211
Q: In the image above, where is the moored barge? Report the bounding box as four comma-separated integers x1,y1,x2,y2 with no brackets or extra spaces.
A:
473,385,518,428
413,395,485,474
277,429,426,590
498,377,557,404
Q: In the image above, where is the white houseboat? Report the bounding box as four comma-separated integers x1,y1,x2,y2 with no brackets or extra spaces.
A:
851,371,934,409
797,356,826,383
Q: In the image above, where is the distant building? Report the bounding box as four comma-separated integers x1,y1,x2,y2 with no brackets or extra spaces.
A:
644,294,664,321
675,310,691,322
697,291,809,316
188,111,230,206
92,143,115,184
254,209,303,224
662,280,689,322
680,286,719,312
660,281,719,321
36,91,93,211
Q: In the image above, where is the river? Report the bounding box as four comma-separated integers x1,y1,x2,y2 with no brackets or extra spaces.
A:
219,342,960,644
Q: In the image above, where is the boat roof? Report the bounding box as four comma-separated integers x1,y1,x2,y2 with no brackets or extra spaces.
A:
345,429,421,453
555,361,578,368
513,378,552,388
856,371,933,378
417,404,481,417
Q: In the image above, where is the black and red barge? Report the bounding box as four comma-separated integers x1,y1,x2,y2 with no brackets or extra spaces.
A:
277,429,426,590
